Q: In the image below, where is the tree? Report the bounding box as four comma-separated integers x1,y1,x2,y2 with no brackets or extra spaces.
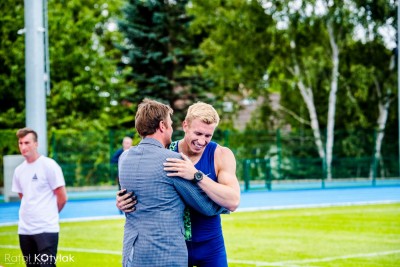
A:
342,0,397,178
0,0,128,130
265,0,373,179
0,0,25,128
117,0,212,123
47,0,129,130
188,0,274,118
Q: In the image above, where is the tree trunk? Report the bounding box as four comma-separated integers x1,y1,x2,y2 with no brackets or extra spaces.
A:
325,22,339,180
295,71,326,160
369,79,392,179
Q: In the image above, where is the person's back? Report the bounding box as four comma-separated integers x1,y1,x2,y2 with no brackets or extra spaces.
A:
119,138,187,266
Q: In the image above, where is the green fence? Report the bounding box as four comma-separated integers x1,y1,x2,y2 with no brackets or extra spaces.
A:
240,157,400,191
1,128,399,189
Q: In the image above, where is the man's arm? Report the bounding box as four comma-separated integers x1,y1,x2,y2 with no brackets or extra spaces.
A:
111,149,123,164
164,146,240,212
197,146,240,211
172,177,230,216
116,189,137,213
54,186,68,212
116,183,228,216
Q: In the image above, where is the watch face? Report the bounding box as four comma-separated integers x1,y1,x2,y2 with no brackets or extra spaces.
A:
194,171,203,181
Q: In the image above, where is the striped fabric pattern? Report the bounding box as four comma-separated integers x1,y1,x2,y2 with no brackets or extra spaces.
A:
119,138,227,267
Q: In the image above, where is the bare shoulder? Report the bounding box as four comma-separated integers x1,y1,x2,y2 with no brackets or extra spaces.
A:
214,144,236,170
214,144,238,186
215,144,235,159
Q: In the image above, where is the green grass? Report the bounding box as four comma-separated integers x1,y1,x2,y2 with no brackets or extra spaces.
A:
1,203,399,267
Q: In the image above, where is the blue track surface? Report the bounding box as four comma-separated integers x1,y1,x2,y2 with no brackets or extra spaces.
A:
1,186,399,225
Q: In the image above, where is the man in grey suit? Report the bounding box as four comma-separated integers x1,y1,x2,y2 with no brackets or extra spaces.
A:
118,99,227,267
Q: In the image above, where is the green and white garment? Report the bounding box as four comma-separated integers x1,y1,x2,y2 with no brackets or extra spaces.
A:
169,141,192,241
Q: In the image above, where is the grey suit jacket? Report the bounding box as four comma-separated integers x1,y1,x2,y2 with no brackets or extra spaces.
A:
118,138,228,267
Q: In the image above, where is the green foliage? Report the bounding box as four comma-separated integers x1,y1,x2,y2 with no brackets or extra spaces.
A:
189,0,274,97
0,0,25,128
117,0,212,123
0,130,20,187
47,0,133,130
339,39,396,130
49,129,137,186
0,1,398,185
0,0,133,131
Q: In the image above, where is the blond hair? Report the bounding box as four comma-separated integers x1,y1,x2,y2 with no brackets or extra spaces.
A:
185,102,220,126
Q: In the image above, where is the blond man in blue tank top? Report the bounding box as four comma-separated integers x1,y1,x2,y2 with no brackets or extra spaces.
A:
118,102,240,267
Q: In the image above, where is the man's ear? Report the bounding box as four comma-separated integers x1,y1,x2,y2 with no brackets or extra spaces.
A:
159,120,166,132
182,120,188,132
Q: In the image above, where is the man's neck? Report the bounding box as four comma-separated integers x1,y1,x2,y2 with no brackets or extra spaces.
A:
26,153,40,164
146,133,167,148
178,139,202,159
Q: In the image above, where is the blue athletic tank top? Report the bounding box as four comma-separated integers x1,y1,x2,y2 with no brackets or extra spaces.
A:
172,141,222,242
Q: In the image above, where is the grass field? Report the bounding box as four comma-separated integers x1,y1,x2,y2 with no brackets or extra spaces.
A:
1,203,399,267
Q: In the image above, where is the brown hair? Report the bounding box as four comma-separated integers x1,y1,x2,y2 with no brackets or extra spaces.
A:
16,127,38,142
135,98,173,137
185,102,220,126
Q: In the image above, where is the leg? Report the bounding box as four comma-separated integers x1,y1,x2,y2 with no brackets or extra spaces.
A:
33,232,59,267
187,235,228,267
186,240,195,267
19,234,38,267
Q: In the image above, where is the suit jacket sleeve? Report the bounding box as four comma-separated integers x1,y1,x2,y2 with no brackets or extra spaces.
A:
111,148,123,164
173,178,230,216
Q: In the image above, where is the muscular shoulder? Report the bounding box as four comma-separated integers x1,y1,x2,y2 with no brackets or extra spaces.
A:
215,145,234,158
214,145,236,169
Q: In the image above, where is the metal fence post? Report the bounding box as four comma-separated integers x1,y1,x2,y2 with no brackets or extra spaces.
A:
243,159,250,191
276,129,282,180
322,156,326,189
372,129,377,186
265,158,272,190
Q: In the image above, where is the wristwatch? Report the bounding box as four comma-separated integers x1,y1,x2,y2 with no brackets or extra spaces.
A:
193,170,204,183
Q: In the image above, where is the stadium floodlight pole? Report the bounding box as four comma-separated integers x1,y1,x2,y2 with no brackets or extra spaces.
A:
396,0,400,177
24,0,48,156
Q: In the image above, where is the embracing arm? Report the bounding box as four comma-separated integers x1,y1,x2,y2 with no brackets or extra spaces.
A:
116,189,137,213
164,146,240,212
115,180,227,215
173,178,229,216
197,147,240,211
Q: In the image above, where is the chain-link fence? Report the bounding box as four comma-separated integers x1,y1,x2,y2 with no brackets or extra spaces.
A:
1,128,399,188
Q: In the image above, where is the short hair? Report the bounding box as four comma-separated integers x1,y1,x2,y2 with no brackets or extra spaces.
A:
122,136,133,143
185,102,220,126
135,98,173,137
16,127,38,142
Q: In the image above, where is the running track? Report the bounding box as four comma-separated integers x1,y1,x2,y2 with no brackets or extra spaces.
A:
0,186,399,225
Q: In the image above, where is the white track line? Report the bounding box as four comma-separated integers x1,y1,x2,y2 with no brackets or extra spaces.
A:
0,215,124,227
228,250,400,266
237,200,400,212
2,245,399,266
0,245,120,255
